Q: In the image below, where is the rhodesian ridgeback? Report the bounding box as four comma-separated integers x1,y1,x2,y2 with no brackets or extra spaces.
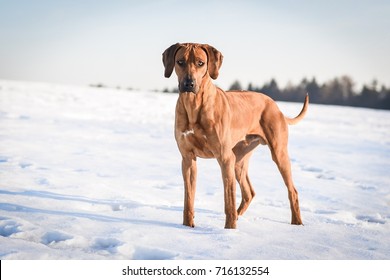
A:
162,43,308,229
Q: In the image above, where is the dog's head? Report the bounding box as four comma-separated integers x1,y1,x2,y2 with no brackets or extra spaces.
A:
162,43,223,94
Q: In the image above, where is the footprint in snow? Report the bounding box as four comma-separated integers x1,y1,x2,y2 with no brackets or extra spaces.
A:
36,177,50,186
19,162,33,169
356,183,377,191
0,156,8,163
41,231,73,245
92,238,123,254
300,164,335,180
316,173,336,180
302,165,323,173
0,219,21,237
356,214,386,224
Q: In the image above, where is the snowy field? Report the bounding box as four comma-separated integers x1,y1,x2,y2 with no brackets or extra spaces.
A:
0,80,389,260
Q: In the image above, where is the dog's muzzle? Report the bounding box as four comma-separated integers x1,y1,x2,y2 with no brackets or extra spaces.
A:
179,77,198,93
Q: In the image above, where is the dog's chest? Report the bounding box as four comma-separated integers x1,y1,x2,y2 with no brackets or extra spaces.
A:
176,94,218,158
179,123,215,158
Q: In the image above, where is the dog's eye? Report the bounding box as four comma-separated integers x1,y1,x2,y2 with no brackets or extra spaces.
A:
197,61,205,67
177,60,185,66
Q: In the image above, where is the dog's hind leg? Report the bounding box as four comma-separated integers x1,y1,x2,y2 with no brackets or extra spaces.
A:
233,135,261,216
261,110,303,225
272,147,303,225
234,151,255,216
268,139,303,225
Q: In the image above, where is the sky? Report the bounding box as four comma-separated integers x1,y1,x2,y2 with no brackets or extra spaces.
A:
0,0,389,91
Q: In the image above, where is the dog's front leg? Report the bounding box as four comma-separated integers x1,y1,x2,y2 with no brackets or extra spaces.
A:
182,155,197,227
218,153,237,229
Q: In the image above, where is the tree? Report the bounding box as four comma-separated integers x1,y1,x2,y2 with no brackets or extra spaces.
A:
305,77,321,103
357,85,379,108
339,76,355,105
229,80,243,91
260,79,280,100
379,86,390,109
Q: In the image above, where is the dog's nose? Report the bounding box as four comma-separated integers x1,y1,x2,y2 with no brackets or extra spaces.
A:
183,78,195,91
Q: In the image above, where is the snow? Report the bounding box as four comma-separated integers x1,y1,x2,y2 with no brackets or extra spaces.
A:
0,80,389,260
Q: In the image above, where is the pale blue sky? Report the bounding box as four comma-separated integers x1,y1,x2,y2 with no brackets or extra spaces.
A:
0,0,389,91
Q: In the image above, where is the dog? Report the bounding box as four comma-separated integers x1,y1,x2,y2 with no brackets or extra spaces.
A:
162,43,308,229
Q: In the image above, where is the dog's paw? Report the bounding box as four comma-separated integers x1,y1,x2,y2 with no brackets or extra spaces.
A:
224,215,237,229
291,218,303,225
224,222,237,229
183,221,195,228
183,212,195,228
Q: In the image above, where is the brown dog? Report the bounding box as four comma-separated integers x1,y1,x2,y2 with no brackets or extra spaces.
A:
162,43,308,229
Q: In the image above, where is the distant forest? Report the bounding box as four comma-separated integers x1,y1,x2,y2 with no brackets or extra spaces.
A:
163,76,390,110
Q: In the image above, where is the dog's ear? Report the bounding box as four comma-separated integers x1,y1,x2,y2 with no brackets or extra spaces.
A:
162,43,181,78
202,44,223,80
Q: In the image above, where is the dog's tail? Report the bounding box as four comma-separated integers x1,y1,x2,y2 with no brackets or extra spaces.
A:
285,94,309,125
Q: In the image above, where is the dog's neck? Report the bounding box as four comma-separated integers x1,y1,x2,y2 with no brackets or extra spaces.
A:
178,77,218,127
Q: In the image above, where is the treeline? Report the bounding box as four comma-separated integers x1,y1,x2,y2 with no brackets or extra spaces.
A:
91,76,390,110
230,76,390,110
